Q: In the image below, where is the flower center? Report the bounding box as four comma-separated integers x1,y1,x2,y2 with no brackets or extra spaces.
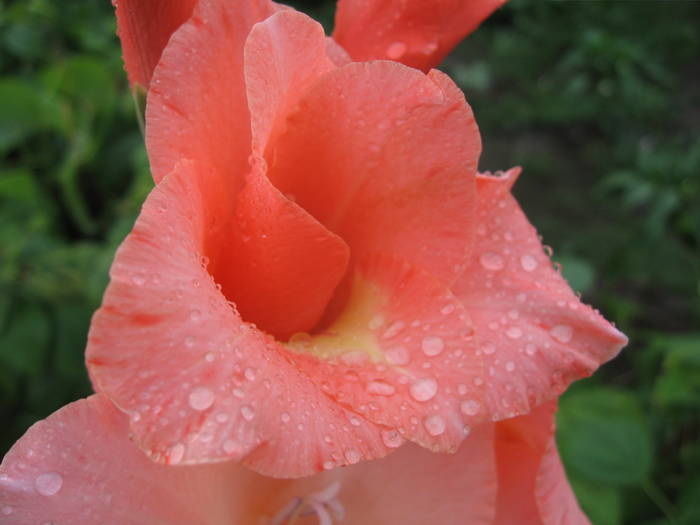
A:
268,482,345,525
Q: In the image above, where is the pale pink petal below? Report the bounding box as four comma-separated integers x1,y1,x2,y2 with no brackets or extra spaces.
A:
0,395,262,524
452,169,628,421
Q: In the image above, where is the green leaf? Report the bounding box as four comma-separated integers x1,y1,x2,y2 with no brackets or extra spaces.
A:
652,334,700,410
0,78,54,151
557,387,653,486
570,477,622,525
0,303,50,375
558,255,596,294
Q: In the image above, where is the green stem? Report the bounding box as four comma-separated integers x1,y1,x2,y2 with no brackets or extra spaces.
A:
642,478,678,525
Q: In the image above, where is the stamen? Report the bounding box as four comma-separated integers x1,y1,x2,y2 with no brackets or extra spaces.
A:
268,482,344,525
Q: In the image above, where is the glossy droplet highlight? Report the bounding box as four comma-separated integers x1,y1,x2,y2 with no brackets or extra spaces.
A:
410,378,438,402
460,399,481,416
520,254,538,272
34,472,63,496
386,41,407,59
367,380,396,396
240,405,255,421
550,324,573,343
424,415,446,436
188,386,214,411
169,443,185,464
344,448,361,464
421,336,444,356
480,251,505,271
381,429,404,448
506,327,522,340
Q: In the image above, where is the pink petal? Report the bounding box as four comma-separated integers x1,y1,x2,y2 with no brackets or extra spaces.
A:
333,0,508,71
0,395,265,524
86,161,390,477
494,403,589,525
244,10,336,156
283,252,484,452
266,60,480,286
113,0,197,88
452,169,628,421
145,0,275,184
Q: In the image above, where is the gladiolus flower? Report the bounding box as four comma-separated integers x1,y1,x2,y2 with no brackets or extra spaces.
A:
0,394,589,524
84,0,627,478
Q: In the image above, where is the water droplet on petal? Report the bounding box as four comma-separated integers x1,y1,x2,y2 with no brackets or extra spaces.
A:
381,429,404,448
169,443,185,464
424,415,446,436
441,304,455,316
244,368,256,381
2,506,13,516
385,346,410,365
550,324,573,343
421,336,444,356
322,460,335,470
281,412,290,423
482,342,496,355
34,472,63,496
240,405,255,421
480,252,505,271
188,387,214,411
189,309,202,322
505,361,516,372
344,448,361,464
386,41,407,59
223,440,238,454
506,327,522,340
460,399,481,416
367,380,396,396
520,254,538,272
410,378,438,402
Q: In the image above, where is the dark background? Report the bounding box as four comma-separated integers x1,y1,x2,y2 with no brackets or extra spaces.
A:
0,1,698,523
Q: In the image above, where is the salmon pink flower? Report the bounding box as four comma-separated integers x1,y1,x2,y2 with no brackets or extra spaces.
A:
112,0,508,90
84,0,627,478
0,394,589,524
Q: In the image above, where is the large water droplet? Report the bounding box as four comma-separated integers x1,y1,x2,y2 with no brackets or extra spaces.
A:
424,415,446,436
550,324,573,343
34,472,63,496
421,336,444,356
386,41,407,59
480,252,505,271
188,386,214,411
506,327,522,340
1,506,13,516
244,368,256,381
460,399,481,416
409,378,438,402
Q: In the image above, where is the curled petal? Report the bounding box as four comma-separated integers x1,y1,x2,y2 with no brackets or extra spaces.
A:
452,168,628,421
333,0,508,71
86,161,389,477
267,61,480,286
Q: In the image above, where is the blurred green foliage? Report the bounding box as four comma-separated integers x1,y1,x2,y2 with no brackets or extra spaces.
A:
0,0,698,523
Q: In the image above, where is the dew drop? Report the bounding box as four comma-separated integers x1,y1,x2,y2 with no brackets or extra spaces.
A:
344,448,361,464
368,314,385,330
34,472,63,496
520,254,538,272
409,378,438,402
381,429,404,448
525,343,537,356
424,415,446,436
322,460,335,470
385,346,410,365
386,41,407,59
1,506,13,516
479,252,505,271
188,387,214,411
281,412,291,423
240,405,255,421
367,380,396,396
457,384,468,396
506,327,523,340
505,361,516,372
440,304,455,316
349,416,361,427
169,443,185,464
189,309,202,322
421,336,444,357
244,368,257,381
382,321,405,339
550,324,573,343
482,342,496,355
223,440,238,454
460,399,481,416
